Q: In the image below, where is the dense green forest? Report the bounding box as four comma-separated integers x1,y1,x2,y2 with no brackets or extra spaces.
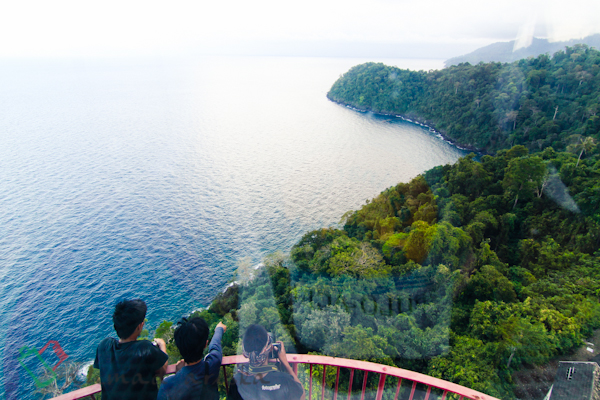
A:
84,53,600,399
86,144,599,399
328,45,600,154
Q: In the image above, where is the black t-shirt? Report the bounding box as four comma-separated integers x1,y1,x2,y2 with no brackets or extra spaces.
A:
228,371,304,400
93,337,168,400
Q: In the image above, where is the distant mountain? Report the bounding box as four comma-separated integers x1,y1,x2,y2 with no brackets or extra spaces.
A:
445,34,600,67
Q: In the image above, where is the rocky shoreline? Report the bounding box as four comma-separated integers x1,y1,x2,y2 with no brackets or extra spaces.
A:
327,96,487,156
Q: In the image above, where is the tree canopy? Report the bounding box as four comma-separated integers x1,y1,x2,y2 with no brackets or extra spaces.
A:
328,45,600,155
109,143,600,399
84,50,600,399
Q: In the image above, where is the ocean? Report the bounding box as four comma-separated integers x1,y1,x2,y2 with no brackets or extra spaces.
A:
0,55,466,399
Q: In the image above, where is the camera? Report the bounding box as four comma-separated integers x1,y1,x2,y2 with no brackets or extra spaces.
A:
271,343,281,357
268,333,280,359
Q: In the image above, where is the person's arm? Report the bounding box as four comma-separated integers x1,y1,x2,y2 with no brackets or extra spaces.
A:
153,338,169,378
276,341,305,400
204,322,227,377
174,359,185,373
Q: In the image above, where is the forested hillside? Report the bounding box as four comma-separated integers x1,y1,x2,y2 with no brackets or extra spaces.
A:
83,48,600,399
328,45,600,154
444,34,600,67
90,144,600,399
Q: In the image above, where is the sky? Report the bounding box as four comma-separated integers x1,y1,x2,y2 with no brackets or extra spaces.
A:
0,0,599,59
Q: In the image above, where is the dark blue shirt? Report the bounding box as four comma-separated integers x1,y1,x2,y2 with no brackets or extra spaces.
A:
157,327,224,400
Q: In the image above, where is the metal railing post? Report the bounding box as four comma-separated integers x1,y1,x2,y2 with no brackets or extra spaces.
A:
375,373,386,400
347,368,355,400
360,371,368,400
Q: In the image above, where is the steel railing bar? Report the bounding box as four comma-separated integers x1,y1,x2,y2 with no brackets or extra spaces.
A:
394,377,403,400
222,365,229,393
375,373,386,400
321,365,327,400
310,364,313,400
424,385,431,400
408,381,417,400
360,371,368,400
347,369,355,400
334,366,341,400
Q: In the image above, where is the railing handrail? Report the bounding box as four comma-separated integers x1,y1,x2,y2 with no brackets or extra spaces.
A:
49,364,179,400
50,354,500,400
222,354,499,400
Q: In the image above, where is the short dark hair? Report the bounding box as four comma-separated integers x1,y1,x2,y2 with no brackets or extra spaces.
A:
113,299,147,339
174,317,209,363
243,324,268,353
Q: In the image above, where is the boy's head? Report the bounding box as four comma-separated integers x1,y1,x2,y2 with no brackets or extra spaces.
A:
113,299,147,339
174,317,210,363
243,324,269,353
242,324,271,367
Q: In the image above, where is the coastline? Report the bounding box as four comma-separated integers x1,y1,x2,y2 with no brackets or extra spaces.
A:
326,96,487,156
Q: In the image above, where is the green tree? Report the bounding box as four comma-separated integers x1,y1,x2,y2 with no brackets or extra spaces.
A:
403,221,436,264
326,325,393,365
567,135,596,167
502,155,546,208
312,236,389,278
462,265,517,304
427,335,504,397
299,305,351,352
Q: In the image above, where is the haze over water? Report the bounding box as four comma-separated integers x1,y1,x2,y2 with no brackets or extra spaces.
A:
0,55,465,399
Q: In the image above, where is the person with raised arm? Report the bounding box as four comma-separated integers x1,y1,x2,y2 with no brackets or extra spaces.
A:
158,318,227,400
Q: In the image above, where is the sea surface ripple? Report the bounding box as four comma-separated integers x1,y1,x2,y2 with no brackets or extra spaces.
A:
0,55,464,399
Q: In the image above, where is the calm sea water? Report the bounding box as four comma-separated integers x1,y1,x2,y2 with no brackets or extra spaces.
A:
0,55,466,399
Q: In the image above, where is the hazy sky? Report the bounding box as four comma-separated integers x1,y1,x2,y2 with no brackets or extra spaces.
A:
0,0,599,59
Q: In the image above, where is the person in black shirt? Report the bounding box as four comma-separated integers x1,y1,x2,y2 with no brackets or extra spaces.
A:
94,299,169,400
227,324,305,400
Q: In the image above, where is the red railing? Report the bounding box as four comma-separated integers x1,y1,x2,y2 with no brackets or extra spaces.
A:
51,354,500,400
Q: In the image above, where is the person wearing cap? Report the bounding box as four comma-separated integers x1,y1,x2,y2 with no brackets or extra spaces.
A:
157,318,227,400
227,324,305,400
